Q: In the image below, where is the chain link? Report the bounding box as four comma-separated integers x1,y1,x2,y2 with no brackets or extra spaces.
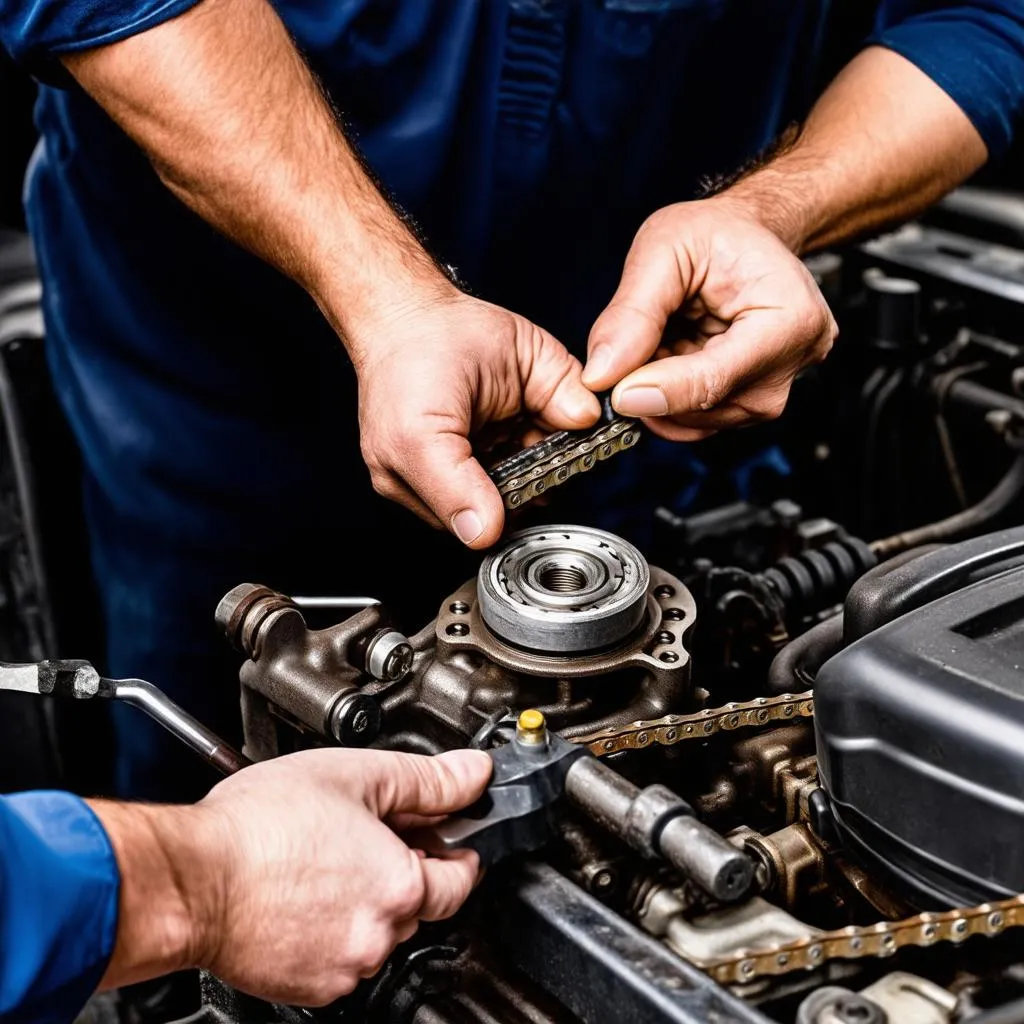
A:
488,418,640,511
570,691,1024,983
573,692,816,757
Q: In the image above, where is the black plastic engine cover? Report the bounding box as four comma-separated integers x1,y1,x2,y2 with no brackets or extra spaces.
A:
816,565,1024,908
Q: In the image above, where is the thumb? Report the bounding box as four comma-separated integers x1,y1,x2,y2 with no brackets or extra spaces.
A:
519,325,601,432
363,749,492,820
583,233,694,392
398,428,507,549
612,313,782,417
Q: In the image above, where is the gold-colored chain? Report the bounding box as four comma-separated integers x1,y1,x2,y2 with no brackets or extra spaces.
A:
489,418,640,511
573,691,816,757
702,895,1024,984
570,691,1024,983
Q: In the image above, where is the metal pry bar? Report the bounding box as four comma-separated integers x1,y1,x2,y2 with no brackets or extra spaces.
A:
0,658,250,776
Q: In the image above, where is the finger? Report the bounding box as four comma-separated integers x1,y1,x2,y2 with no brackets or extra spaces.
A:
583,227,697,391
519,326,601,431
418,850,481,921
396,428,507,549
362,749,493,819
611,313,790,419
387,811,445,831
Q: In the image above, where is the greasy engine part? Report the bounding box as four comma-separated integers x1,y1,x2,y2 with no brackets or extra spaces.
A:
216,584,393,758
202,519,1024,1019
476,525,650,653
422,708,754,901
487,416,641,511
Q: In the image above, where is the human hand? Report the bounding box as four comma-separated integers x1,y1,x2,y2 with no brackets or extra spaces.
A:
94,747,491,1007
582,197,837,441
349,290,601,548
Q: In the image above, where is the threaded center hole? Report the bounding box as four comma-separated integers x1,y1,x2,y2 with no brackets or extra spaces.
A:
538,562,589,593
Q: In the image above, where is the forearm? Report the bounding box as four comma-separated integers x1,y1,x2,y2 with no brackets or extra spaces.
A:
87,800,219,989
722,46,988,254
61,0,453,355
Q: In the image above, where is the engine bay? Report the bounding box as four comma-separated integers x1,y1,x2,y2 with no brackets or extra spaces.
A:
153,203,1024,1024
189,511,1024,1024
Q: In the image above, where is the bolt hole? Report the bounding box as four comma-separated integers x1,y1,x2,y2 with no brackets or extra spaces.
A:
656,630,675,645
654,585,676,599
446,623,470,637
449,601,470,615
538,561,588,593
664,607,685,621
659,651,679,663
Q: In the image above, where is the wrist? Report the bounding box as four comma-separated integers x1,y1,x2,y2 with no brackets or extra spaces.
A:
90,801,223,987
713,164,822,254
298,185,462,362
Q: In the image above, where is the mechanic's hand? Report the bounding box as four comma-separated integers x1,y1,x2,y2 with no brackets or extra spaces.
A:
350,292,601,548
191,748,491,1005
582,197,837,440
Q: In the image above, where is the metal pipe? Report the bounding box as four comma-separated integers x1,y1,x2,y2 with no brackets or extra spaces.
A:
564,756,753,902
871,453,1024,559
104,677,251,775
290,595,380,609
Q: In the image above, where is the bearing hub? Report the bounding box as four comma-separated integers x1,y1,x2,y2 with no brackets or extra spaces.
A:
477,525,650,654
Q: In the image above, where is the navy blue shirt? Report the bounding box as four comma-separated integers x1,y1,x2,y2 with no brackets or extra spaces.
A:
0,1,1019,547
0,4,1023,1013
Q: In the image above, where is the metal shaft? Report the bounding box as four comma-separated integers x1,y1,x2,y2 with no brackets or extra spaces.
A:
104,677,251,775
564,756,754,902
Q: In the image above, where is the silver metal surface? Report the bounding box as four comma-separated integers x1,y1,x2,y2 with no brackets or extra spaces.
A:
477,525,649,653
0,662,54,694
104,677,250,774
652,896,820,966
859,973,956,1024
565,758,753,902
291,595,380,609
366,629,413,682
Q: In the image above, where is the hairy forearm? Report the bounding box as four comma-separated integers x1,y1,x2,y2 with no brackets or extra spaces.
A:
721,46,988,254
61,0,453,354
87,800,218,989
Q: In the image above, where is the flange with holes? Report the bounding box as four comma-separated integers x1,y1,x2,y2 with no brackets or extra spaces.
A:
477,525,650,654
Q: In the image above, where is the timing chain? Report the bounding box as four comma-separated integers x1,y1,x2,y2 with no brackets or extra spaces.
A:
487,417,640,511
570,692,1024,984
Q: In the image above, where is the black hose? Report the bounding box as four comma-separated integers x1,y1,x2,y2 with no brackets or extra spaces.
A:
767,613,844,694
767,545,942,694
846,527,1024,643
871,454,1024,560
967,997,1024,1024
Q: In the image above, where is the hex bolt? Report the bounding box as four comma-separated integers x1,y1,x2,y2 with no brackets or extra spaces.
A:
329,690,382,747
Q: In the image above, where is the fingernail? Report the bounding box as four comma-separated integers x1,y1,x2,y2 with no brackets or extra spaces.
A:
616,385,668,417
451,508,483,545
583,346,612,385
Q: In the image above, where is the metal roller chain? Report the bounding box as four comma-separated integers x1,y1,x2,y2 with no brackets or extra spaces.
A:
569,691,1024,984
488,418,641,511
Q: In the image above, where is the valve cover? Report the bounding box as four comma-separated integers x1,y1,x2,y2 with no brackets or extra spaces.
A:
816,565,1024,908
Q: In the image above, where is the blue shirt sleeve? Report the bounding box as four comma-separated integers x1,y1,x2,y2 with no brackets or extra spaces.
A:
1,792,119,1024
872,1,1024,158
0,0,202,74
